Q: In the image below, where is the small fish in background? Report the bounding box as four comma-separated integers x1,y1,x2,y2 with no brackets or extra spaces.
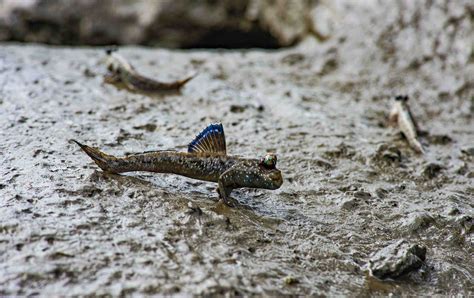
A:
103,48,195,93
388,95,425,154
72,123,283,207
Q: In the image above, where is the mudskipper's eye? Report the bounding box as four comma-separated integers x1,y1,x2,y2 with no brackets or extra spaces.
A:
260,153,277,169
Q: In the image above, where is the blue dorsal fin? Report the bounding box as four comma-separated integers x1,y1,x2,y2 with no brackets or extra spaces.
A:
188,123,227,155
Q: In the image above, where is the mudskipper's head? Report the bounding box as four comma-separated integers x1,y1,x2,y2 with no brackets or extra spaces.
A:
104,49,133,75
256,153,283,190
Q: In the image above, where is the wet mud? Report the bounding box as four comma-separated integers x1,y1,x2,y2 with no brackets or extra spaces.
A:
0,1,473,296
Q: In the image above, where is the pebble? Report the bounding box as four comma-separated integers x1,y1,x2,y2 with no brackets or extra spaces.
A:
368,240,427,279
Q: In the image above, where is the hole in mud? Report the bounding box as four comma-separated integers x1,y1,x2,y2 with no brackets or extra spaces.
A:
181,27,282,49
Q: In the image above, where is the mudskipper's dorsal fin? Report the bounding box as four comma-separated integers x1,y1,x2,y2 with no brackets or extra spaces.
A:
188,123,227,155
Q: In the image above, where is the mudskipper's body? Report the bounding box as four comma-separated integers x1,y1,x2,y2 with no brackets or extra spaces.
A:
73,123,283,206
388,95,425,154
104,49,194,93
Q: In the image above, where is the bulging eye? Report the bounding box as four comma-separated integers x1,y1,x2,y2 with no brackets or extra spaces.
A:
395,95,409,102
260,153,277,169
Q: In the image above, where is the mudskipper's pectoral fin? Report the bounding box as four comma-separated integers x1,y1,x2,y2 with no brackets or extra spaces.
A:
188,123,227,155
388,105,399,127
217,166,238,207
104,72,122,84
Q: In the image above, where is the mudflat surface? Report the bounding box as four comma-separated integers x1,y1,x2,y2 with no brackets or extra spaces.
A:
1,1,473,296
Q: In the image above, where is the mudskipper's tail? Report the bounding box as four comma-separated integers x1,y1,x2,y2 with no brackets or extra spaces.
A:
176,74,196,89
71,140,118,173
408,138,425,155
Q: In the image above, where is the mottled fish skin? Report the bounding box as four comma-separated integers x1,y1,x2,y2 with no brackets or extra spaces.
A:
104,51,194,92
389,97,425,154
72,141,283,207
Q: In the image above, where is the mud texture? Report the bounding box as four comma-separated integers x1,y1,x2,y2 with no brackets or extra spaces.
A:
1,0,473,296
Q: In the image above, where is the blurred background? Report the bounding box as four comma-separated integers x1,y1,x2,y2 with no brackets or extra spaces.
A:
0,0,333,48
